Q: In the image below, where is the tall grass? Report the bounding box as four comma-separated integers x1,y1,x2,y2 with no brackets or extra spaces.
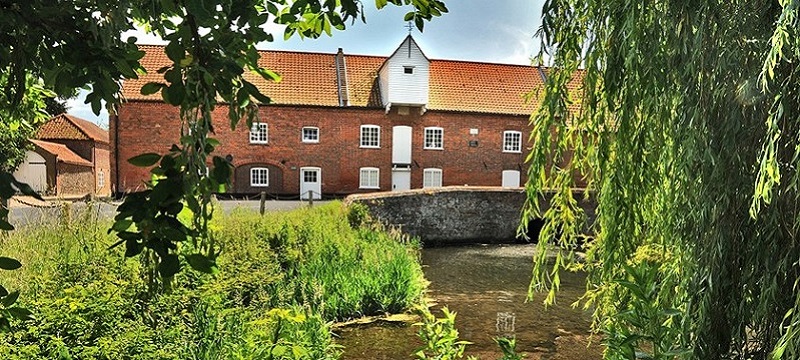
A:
0,201,424,359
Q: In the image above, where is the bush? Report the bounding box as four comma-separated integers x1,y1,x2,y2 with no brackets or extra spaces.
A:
0,201,424,358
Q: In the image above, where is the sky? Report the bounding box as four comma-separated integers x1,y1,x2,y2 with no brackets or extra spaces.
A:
68,1,546,127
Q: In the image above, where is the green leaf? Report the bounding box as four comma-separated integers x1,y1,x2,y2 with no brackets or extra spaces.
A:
0,257,22,270
0,285,7,297
404,12,415,21
128,153,162,167
158,254,181,278
0,219,13,231
185,254,219,274
165,41,185,63
7,307,34,321
124,238,144,257
141,82,164,95
2,291,19,307
111,219,133,232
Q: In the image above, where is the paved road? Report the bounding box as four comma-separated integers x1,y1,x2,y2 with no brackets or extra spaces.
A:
8,200,332,228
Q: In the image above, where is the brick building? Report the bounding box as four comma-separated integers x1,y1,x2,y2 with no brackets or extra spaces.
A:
113,36,572,198
13,114,111,197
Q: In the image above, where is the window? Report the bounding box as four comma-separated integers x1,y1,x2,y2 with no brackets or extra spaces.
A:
359,167,380,189
98,170,105,188
302,127,319,143
423,168,443,188
360,125,380,148
249,123,269,144
424,127,444,150
503,131,522,153
404,66,414,74
250,167,269,187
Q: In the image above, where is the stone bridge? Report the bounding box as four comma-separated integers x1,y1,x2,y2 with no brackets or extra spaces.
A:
344,186,596,245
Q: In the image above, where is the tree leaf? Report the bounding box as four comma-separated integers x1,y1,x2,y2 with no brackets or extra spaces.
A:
158,254,181,278
0,219,13,231
2,291,19,307
0,257,22,270
128,153,162,167
7,307,34,321
185,254,219,274
140,82,164,95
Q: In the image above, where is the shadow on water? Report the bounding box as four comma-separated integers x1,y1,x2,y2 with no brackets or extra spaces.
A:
335,244,602,359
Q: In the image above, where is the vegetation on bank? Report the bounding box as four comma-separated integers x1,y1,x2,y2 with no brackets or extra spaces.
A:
0,202,424,359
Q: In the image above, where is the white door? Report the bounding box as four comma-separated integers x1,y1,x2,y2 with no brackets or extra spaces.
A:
392,168,411,191
392,126,412,164
13,151,47,192
502,170,521,188
299,167,321,200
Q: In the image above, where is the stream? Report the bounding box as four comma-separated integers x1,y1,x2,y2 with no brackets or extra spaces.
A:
335,244,602,359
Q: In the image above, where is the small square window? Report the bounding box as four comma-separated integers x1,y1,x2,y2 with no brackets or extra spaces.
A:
360,125,380,148
302,127,319,143
404,66,414,74
424,127,444,150
249,123,269,144
359,167,380,189
251,167,269,187
98,170,105,188
503,131,522,153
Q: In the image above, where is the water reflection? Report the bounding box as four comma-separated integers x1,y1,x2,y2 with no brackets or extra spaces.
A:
496,312,516,337
336,244,601,359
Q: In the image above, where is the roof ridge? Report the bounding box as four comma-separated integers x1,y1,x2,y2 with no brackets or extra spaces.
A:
134,44,544,68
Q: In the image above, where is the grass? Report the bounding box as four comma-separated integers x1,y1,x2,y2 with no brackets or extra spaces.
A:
0,201,425,359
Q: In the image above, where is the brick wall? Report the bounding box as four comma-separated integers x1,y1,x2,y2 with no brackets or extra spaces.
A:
94,143,111,196
114,101,548,195
57,163,94,196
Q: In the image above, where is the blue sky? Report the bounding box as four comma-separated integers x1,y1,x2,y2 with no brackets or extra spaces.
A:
68,1,546,127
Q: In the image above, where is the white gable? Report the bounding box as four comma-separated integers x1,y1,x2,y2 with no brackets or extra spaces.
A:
379,36,429,109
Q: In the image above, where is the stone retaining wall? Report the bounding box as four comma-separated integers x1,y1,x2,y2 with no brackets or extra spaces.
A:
345,186,595,245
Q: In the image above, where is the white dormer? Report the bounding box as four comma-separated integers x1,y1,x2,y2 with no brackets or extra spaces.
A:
378,36,430,114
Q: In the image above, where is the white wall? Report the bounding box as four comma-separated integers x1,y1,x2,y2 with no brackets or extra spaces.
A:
380,37,429,106
13,151,48,192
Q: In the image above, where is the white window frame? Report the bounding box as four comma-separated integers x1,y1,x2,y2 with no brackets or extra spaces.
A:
423,168,443,188
302,126,320,143
424,127,444,150
359,167,380,189
360,125,381,148
249,123,269,144
503,131,522,153
250,167,269,187
98,170,105,188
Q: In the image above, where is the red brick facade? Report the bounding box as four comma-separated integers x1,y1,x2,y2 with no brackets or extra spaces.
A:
113,40,586,196
112,102,533,196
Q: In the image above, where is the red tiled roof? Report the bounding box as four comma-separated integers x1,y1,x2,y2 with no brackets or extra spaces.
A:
122,44,578,116
37,114,109,144
30,139,92,167
428,60,543,115
344,55,384,107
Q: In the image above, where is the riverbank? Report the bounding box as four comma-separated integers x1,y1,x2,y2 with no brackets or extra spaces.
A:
336,244,602,359
0,202,422,359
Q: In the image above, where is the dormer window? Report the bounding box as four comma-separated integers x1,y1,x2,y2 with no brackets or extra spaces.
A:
403,66,414,74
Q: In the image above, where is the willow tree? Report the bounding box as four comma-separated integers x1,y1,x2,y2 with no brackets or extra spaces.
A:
524,0,800,359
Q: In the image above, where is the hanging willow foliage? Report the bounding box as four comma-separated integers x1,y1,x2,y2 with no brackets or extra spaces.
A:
524,0,800,359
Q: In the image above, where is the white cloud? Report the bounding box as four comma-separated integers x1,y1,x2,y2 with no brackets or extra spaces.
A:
494,23,538,65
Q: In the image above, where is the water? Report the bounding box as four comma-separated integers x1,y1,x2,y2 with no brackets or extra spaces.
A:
335,244,602,359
